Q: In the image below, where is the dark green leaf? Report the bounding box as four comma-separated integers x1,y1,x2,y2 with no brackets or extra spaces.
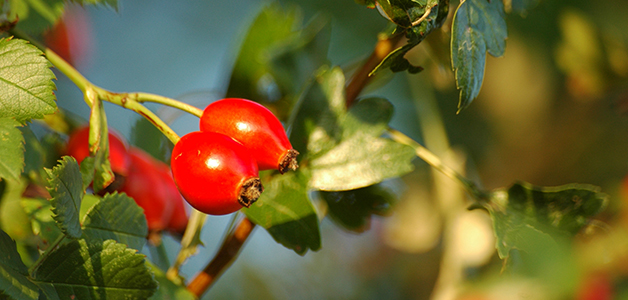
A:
130,117,172,163
31,239,158,299
79,157,95,192
369,0,449,76
451,0,507,112
45,156,83,239
0,229,39,300
227,2,301,104
320,184,396,232
0,118,24,181
0,38,56,122
485,181,608,259
227,3,330,118
244,172,321,255
20,126,46,181
81,192,148,251
146,262,196,300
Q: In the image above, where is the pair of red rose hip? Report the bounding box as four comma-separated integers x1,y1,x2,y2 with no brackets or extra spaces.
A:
170,98,298,215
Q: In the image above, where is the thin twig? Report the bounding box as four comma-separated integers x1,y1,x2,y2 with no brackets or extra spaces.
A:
345,34,404,107
186,217,256,297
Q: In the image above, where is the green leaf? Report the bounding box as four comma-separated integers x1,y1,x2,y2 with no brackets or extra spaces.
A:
451,0,507,112
45,156,83,239
320,184,396,232
0,229,39,300
8,0,64,35
485,181,608,259
0,117,24,181
227,2,300,103
81,192,148,251
21,198,63,246
31,239,158,299
146,262,196,300
244,172,321,255
226,3,330,118
79,156,96,192
20,125,46,182
291,68,415,191
130,117,172,163
369,0,449,76
309,132,415,191
0,38,57,122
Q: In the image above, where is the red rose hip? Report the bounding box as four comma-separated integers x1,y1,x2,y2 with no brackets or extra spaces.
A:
120,148,174,232
66,125,130,177
199,98,298,173
171,131,263,215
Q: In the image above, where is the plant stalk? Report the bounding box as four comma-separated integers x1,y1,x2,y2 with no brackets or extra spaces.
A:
345,33,404,107
387,128,486,202
186,217,256,297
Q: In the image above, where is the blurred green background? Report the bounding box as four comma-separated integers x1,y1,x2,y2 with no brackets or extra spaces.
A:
53,0,628,299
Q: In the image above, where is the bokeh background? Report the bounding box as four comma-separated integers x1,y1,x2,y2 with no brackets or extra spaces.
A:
53,0,628,299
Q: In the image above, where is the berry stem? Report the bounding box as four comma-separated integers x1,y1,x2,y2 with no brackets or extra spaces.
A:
187,217,256,297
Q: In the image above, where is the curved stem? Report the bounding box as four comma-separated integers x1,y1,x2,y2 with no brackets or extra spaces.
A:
345,33,404,107
135,92,204,118
45,49,90,92
387,128,487,202
187,217,256,297
167,209,207,283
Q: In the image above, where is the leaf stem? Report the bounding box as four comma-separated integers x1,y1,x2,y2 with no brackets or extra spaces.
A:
28,234,66,275
167,209,207,282
387,128,487,201
186,217,256,297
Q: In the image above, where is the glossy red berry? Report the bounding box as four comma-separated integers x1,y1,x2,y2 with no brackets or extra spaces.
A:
171,131,263,215
66,125,130,177
156,164,189,235
120,148,174,232
199,98,298,174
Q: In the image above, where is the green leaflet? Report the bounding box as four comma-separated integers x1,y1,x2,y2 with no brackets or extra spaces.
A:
0,229,39,300
31,239,158,299
81,192,148,251
320,183,396,232
0,118,24,181
244,171,320,255
292,68,415,191
0,38,57,123
485,181,608,259
46,156,84,239
451,0,507,112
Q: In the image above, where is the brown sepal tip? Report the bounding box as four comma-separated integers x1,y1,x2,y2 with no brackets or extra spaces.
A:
238,177,263,208
278,149,299,174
